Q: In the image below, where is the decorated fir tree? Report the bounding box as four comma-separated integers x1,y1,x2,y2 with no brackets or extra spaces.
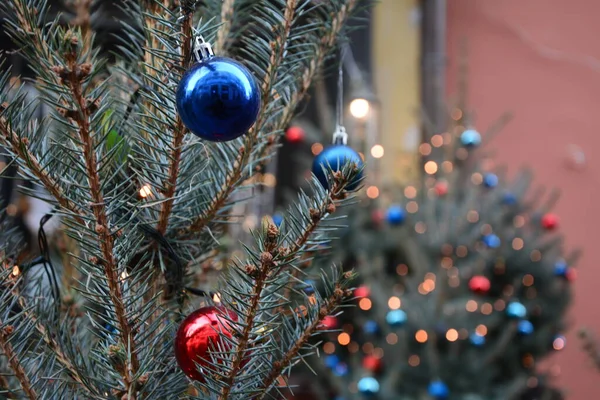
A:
307,96,577,399
0,0,367,399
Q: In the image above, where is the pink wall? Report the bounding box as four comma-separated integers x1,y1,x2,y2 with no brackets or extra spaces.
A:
446,1,600,398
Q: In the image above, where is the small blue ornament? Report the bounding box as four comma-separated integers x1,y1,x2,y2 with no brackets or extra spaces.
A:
363,320,379,335
357,377,380,395
303,280,315,294
503,192,518,205
333,362,349,377
554,260,568,277
386,310,407,327
469,332,486,346
176,56,260,142
482,234,501,248
483,173,499,188
428,380,450,399
460,129,482,147
517,320,534,336
272,213,283,227
312,145,364,191
386,205,406,225
506,302,527,319
325,354,340,369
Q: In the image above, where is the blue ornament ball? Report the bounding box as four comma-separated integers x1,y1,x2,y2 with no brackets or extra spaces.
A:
506,302,527,319
482,234,501,248
386,205,406,225
503,192,518,205
312,145,364,191
483,173,499,188
333,362,349,377
428,380,450,399
325,354,340,369
469,332,486,346
386,310,407,327
460,129,481,147
176,57,260,142
363,320,379,335
554,260,568,277
357,377,380,395
517,320,534,336
272,213,283,227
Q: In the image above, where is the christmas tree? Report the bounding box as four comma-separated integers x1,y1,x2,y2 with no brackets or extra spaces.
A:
0,0,365,398
306,86,577,399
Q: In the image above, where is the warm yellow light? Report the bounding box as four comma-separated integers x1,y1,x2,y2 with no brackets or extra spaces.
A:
371,144,384,158
422,279,435,292
349,98,370,119
366,186,379,199
466,300,478,312
512,238,524,250
404,186,417,198
337,332,351,346
213,293,222,303
431,135,444,147
359,298,372,310
475,324,488,336
139,184,152,198
553,337,565,351
481,303,493,315
311,143,323,156
11,266,20,276
415,330,428,343
388,296,401,310
424,161,438,175
446,329,459,342
406,201,418,213
396,264,408,276
522,274,534,287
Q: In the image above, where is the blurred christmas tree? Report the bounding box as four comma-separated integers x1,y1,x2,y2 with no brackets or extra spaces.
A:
0,0,366,399
305,75,578,400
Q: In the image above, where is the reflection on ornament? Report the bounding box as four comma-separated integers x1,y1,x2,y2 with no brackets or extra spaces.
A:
386,205,406,225
517,320,534,336
312,145,364,191
357,376,380,395
483,234,501,248
386,310,407,327
506,302,527,319
428,380,450,399
460,129,481,147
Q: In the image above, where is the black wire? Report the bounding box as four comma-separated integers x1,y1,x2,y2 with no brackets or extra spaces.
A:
38,210,61,313
115,85,148,136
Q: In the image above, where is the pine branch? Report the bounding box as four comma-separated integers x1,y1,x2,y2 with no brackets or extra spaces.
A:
215,0,235,53
156,11,193,236
0,326,37,400
72,0,93,54
255,283,347,400
60,32,140,389
579,328,600,371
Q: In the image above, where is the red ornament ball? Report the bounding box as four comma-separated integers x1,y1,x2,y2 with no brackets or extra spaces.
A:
469,276,491,293
362,355,383,373
434,181,449,196
174,306,238,382
541,213,559,230
319,315,338,330
566,268,577,282
285,126,305,143
372,209,385,225
354,286,370,299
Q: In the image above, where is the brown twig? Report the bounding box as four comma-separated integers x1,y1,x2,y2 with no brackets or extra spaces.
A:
215,0,236,53
71,0,93,56
0,326,37,399
61,34,139,389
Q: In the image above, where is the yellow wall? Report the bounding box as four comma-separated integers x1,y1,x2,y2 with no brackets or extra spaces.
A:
373,0,420,185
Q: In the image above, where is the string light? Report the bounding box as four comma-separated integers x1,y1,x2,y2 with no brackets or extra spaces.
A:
408,355,420,366
475,324,488,336
386,333,398,345
349,98,370,119
396,264,409,275
11,266,20,276
366,186,379,199
419,143,432,156
431,135,444,147
404,186,417,198
139,184,152,198
415,222,427,234
348,342,359,353
467,210,479,223
424,161,438,175
441,257,453,269
406,201,419,213
446,329,459,341
442,161,453,173
513,215,526,227
415,330,428,343
512,238,524,250
494,299,506,311
388,296,401,309
466,300,478,312
337,332,350,346
362,342,374,354
481,303,493,315
359,298,372,310
553,336,566,350
371,145,384,158
522,274,534,286
311,143,323,155
530,250,542,262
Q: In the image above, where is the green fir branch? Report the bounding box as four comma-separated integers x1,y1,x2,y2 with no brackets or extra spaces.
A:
0,326,37,400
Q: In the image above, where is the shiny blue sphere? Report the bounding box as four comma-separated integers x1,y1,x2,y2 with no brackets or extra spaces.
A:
460,129,481,147
363,320,379,334
483,173,499,188
517,320,534,336
386,310,407,327
428,380,450,399
357,377,380,395
312,145,364,191
386,205,406,225
272,213,283,227
333,362,349,377
176,57,260,142
325,354,340,369
554,260,568,277
503,192,518,205
469,332,486,346
506,301,527,319
482,234,501,248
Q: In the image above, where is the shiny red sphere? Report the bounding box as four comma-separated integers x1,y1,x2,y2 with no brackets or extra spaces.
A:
354,286,370,298
541,213,559,230
362,355,383,373
319,315,338,330
371,209,385,225
434,181,449,196
174,306,237,382
566,268,577,282
469,276,491,293
285,126,305,143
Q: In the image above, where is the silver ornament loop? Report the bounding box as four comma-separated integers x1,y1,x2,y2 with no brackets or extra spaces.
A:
193,36,214,63
332,125,348,145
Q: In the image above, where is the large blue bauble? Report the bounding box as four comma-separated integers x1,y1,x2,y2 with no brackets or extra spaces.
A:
482,233,501,248
428,380,449,399
386,310,407,327
554,260,568,277
506,301,527,319
517,320,534,336
386,205,406,225
176,57,260,142
357,377,380,395
469,332,485,346
312,145,364,191
460,129,481,147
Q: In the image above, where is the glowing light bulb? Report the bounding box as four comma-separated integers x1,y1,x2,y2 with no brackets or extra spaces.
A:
350,98,370,119
370,145,384,158
139,184,152,198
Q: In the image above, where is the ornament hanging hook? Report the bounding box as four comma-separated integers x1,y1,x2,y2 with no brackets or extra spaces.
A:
333,51,348,145
193,35,214,63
